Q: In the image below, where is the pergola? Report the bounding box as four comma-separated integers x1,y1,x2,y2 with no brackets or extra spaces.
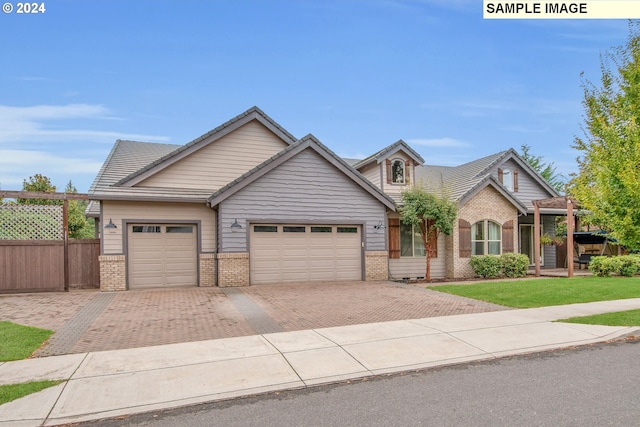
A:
532,196,579,277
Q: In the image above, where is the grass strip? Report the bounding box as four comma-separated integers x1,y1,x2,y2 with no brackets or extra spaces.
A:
559,309,640,326
0,321,53,361
427,277,640,308
0,380,64,406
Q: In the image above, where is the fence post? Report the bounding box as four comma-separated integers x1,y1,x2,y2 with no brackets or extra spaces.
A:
63,199,69,292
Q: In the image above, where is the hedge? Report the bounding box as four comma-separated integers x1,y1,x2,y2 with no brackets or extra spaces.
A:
470,253,530,279
589,255,640,277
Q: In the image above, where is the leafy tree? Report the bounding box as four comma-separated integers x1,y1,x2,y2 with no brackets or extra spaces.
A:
519,144,565,192
571,22,640,251
18,174,59,205
400,187,457,280
64,180,94,239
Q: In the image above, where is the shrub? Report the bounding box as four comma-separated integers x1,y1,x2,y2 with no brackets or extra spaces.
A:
501,253,530,278
589,255,640,277
617,255,640,277
470,253,530,279
470,255,502,278
588,256,616,277
469,255,502,279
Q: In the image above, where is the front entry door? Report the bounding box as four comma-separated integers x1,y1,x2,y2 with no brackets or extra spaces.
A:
519,224,543,266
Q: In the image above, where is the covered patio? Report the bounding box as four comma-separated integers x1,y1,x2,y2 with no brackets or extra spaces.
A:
532,196,579,278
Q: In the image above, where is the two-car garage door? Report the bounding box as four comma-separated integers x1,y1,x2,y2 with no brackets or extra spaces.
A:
250,224,362,285
128,224,197,289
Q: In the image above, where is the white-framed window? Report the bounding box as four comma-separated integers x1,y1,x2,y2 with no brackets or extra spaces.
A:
502,168,513,191
471,220,501,255
391,159,405,184
400,221,426,257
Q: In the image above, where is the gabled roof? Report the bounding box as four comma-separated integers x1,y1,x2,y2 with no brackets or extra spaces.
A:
208,134,396,211
460,176,529,215
88,140,180,194
353,140,425,170
414,148,559,213
115,106,297,188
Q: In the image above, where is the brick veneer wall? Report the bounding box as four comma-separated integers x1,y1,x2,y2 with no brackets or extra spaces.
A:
199,253,217,287
447,186,519,279
217,252,249,287
365,251,389,280
99,255,126,291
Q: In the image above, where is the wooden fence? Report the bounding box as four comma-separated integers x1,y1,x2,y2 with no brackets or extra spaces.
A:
0,239,100,293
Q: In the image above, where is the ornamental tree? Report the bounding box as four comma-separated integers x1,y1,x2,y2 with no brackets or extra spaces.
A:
400,187,457,280
571,22,640,251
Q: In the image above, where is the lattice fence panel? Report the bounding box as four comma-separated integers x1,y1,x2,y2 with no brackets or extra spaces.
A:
0,204,63,240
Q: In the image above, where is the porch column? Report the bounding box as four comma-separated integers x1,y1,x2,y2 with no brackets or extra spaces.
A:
534,201,541,276
567,198,574,278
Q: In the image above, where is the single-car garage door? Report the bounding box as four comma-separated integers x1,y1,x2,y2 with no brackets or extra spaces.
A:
128,224,197,289
250,224,362,284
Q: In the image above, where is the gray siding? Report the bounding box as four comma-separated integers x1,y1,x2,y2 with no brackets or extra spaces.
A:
219,149,388,252
542,215,557,268
493,159,552,210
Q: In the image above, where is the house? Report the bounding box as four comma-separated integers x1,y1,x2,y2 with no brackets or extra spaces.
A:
351,141,561,280
87,107,561,291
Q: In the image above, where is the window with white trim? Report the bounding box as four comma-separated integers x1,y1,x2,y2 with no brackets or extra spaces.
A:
502,168,513,191
471,220,501,255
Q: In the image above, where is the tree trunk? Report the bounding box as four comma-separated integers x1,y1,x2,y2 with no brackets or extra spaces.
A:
417,220,433,281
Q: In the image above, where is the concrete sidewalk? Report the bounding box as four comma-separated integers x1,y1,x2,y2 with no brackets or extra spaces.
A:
2,298,640,427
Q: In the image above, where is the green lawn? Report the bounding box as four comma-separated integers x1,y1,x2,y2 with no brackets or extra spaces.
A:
0,321,53,362
427,276,640,308
0,380,64,405
560,309,640,326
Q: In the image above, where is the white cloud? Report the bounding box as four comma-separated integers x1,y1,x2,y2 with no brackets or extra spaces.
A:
407,137,470,148
0,149,103,174
0,149,104,190
0,104,170,144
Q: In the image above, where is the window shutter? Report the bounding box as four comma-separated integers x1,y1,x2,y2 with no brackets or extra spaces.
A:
427,219,438,258
502,220,514,253
513,169,519,192
386,159,392,184
498,168,504,184
459,219,471,258
388,218,400,259
405,159,411,185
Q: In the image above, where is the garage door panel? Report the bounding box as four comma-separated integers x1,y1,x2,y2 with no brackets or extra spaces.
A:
128,224,197,289
250,224,362,285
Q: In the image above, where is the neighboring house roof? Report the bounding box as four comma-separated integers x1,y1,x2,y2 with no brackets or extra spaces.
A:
353,140,425,169
115,106,297,188
209,134,396,211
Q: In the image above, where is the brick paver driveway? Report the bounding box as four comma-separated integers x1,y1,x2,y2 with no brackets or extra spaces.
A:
0,281,507,356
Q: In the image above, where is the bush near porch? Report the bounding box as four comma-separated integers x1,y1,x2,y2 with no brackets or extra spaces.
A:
469,253,529,279
589,255,640,277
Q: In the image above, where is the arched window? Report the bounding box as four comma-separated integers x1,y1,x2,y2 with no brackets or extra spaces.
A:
471,220,501,255
391,159,405,184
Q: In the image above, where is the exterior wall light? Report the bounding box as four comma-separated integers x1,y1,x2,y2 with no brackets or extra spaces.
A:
231,218,243,232
373,220,385,230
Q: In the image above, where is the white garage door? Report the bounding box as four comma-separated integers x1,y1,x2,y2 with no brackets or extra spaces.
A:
250,224,362,285
128,224,197,289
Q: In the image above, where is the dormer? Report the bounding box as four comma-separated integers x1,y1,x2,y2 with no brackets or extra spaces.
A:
353,140,425,198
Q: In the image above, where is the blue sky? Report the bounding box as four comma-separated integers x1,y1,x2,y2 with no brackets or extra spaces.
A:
0,0,631,193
